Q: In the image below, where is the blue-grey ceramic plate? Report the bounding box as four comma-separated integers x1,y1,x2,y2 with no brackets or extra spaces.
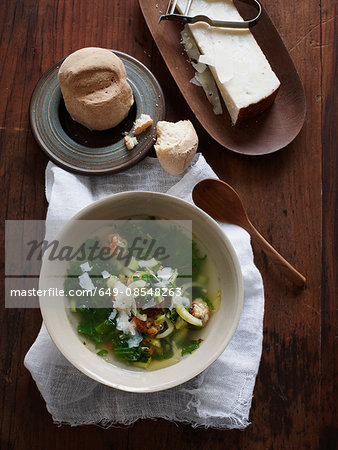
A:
30,51,165,174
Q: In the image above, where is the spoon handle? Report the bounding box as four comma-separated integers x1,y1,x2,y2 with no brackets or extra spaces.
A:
248,223,306,287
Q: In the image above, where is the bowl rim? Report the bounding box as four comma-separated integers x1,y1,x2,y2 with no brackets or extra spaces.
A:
39,191,244,392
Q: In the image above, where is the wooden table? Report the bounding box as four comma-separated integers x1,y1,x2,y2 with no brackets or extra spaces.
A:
0,1,336,448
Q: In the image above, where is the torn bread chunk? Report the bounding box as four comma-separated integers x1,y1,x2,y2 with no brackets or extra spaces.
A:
154,120,198,175
124,135,138,150
177,0,280,124
133,114,153,135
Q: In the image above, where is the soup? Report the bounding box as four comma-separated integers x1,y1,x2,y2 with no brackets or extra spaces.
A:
64,216,221,370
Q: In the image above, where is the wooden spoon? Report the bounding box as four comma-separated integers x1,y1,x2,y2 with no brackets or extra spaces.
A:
192,178,306,287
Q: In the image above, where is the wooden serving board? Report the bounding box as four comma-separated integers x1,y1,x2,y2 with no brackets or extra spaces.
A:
139,0,306,155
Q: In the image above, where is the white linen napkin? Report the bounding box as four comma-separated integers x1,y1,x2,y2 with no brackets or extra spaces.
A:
24,154,264,429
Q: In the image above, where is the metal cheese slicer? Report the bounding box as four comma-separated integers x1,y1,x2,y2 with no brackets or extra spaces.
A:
159,0,262,28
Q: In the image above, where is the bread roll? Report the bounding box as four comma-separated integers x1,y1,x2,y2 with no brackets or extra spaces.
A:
58,47,134,130
154,120,198,175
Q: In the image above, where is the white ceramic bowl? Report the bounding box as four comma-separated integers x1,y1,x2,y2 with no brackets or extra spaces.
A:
39,191,243,392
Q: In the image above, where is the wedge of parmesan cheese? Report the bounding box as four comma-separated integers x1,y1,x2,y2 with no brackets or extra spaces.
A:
177,0,280,124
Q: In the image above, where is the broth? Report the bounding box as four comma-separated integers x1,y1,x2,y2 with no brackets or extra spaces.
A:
64,216,221,370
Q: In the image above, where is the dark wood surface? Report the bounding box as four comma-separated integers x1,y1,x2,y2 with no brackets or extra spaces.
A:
0,0,336,449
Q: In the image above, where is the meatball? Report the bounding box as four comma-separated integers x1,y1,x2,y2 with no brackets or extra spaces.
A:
104,233,126,253
190,298,210,326
133,316,162,336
